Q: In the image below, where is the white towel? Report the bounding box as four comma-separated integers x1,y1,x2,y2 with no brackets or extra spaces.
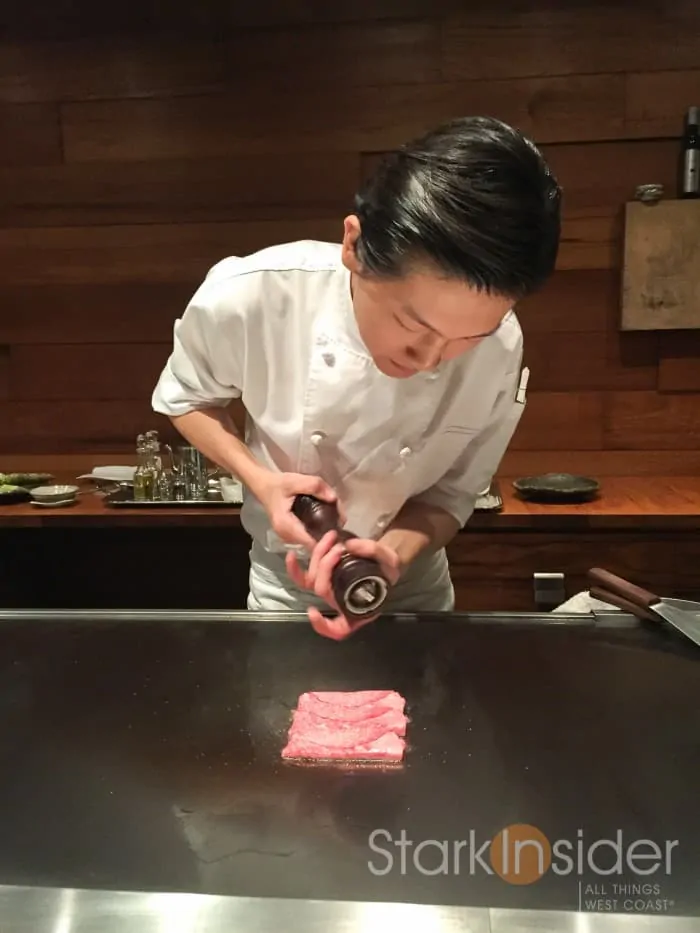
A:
553,590,621,614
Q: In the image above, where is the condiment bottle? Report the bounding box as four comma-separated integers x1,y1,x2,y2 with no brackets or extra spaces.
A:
680,106,699,198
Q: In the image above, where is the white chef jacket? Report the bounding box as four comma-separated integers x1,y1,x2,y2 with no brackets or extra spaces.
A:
152,240,526,556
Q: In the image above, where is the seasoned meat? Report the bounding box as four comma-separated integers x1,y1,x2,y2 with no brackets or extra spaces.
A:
282,690,408,762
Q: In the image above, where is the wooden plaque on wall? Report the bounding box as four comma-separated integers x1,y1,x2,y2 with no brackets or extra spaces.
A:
621,199,700,331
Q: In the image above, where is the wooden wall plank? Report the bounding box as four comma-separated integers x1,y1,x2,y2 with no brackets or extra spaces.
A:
500,449,700,478
10,344,172,400
0,346,9,400
539,140,678,212
363,138,680,273
605,392,700,449
658,333,700,393
0,154,360,227
0,214,614,285
0,103,61,165
0,39,226,103
443,6,700,82
363,139,678,215
524,331,658,392
5,448,700,480
658,359,700,393
0,284,191,344
228,20,440,89
0,220,341,285
511,392,604,450
515,270,617,334
158,0,458,28
557,210,620,271
0,0,457,36
0,25,438,104
626,70,700,139
60,75,627,163
0,399,243,453
365,138,678,213
0,401,175,452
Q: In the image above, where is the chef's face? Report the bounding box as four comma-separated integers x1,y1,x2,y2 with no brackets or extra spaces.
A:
341,216,514,379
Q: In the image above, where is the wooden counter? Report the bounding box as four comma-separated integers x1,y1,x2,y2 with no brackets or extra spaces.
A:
2,475,699,529
1,473,699,613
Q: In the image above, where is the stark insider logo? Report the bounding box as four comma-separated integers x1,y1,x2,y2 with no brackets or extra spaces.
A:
368,824,679,885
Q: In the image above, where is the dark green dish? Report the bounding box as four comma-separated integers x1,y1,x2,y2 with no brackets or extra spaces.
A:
0,484,31,504
0,472,54,489
513,473,600,503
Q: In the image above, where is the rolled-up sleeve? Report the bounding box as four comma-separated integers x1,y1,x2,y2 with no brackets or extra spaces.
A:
152,279,245,418
414,361,526,528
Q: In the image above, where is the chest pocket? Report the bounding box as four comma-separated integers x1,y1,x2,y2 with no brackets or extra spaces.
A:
314,435,411,536
401,426,482,494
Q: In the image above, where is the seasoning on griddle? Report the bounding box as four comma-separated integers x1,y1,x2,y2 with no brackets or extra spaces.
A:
680,106,699,199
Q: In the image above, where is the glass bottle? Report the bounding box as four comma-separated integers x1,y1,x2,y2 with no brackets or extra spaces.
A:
133,435,155,501
145,430,163,499
680,106,699,199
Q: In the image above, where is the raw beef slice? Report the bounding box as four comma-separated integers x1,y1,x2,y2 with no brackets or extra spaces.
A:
289,708,407,741
296,690,406,721
282,690,407,762
283,730,404,761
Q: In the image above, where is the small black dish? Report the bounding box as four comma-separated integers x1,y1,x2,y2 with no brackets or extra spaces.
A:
513,473,600,503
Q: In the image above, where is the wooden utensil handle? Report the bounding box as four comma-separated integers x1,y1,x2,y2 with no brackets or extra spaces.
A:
589,587,660,623
588,568,660,609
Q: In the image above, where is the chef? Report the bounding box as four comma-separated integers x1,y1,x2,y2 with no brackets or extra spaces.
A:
152,115,561,640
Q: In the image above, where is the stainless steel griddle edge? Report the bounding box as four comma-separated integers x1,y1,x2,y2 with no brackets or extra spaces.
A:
1,884,698,933
0,608,626,625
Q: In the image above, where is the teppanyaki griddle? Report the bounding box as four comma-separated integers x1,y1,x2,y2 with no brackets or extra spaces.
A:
0,609,697,916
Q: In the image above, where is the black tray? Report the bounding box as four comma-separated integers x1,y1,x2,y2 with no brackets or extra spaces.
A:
103,488,240,508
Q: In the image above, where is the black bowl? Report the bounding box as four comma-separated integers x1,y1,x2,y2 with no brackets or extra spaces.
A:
513,473,600,503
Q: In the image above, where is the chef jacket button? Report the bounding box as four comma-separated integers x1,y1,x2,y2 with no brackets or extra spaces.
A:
310,431,325,446
399,446,412,459
322,352,335,367
377,513,391,529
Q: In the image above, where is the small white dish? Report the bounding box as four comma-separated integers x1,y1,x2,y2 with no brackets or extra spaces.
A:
31,498,77,508
77,466,136,483
220,476,243,503
30,484,80,503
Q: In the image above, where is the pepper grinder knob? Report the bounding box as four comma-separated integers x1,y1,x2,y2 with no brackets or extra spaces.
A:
291,494,390,623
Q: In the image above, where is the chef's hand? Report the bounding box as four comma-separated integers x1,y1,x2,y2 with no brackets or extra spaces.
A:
286,532,401,640
256,471,341,549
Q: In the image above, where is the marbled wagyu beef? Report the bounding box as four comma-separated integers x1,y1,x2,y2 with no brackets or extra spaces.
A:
282,691,408,762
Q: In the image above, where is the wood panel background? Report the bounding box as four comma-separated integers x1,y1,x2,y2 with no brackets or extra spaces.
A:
0,0,699,472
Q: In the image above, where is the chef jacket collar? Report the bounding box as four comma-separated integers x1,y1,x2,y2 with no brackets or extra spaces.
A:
318,263,371,358
324,264,448,380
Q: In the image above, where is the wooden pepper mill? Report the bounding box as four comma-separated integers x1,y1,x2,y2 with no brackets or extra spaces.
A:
291,494,390,623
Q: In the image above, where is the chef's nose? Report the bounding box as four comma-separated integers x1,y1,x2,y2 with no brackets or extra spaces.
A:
411,333,444,371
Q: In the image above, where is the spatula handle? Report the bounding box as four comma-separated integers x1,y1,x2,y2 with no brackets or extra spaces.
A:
589,587,660,623
588,568,660,609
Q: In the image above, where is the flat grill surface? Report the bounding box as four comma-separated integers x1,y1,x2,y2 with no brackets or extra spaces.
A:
0,613,698,914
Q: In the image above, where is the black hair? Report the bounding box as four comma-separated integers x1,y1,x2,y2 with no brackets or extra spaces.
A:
353,116,561,300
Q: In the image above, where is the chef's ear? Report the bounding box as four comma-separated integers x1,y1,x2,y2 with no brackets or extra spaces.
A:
341,215,364,274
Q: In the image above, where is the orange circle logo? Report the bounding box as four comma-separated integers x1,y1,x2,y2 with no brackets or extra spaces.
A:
490,824,552,884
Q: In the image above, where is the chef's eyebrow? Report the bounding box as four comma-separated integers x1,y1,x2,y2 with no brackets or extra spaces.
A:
401,303,501,340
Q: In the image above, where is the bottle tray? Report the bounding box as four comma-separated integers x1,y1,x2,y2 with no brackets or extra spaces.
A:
103,488,242,507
